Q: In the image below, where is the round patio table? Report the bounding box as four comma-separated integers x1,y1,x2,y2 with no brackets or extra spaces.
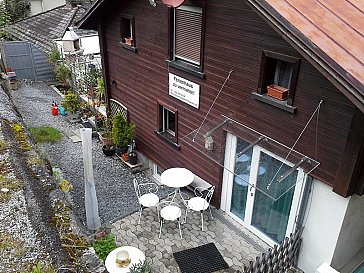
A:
160,167,195,206
105,246,145,273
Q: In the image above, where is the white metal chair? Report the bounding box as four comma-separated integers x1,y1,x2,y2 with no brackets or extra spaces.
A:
133,178,160,224
158,201,183,239
184,186,215,231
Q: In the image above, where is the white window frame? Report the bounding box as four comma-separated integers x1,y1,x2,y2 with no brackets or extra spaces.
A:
162,106,175,137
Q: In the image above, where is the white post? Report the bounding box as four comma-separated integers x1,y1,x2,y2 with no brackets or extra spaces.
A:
80,128,101,230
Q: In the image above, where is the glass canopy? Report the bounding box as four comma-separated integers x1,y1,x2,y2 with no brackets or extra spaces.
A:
180,115,320,201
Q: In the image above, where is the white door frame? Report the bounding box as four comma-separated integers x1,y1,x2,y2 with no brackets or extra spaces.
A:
221,132,307,246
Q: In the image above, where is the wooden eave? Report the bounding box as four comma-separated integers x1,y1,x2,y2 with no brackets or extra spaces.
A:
246,0,364,113
77,0,115,30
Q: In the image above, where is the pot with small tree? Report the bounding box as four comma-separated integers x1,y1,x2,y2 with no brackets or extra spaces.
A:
55,63,72,94
112,112,135,159
61,91,82,121
99,115,115,156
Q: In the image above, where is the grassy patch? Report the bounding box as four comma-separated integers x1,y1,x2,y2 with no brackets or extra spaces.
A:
0,232,24,257
11,123,32,151
29,126,63,143
0,175,23,202
0,139,7,152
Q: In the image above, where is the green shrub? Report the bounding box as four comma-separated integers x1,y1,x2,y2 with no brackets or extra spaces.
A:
61,92,81,113
48,48,61,65
29,126,63,143
112,112,135,148
92,234,117,261
129,261,154,273
55,63,71,85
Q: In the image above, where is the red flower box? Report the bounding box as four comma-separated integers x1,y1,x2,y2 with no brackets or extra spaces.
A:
267,84,289,101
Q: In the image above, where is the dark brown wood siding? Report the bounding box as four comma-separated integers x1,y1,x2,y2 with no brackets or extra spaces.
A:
100,0,359,205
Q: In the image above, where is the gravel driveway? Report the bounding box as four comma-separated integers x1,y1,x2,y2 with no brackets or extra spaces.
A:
9,81,149,226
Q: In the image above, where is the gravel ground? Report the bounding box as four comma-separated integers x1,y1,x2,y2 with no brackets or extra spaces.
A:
0,127,51,272
8,80,152,226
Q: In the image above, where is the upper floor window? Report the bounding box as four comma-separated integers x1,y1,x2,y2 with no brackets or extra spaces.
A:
120,14,136,50
258,51,300,106
167,5,205,78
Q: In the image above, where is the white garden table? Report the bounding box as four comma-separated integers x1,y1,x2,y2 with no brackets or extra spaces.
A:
160,167,195,206
105,246,145,273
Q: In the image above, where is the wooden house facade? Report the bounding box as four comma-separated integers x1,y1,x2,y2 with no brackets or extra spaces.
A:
79,1,364,272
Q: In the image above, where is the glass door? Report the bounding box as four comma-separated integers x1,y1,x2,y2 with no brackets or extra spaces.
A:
222,134,306,244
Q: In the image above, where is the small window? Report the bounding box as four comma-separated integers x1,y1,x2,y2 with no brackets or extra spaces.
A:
157,104,178,144
168,5,204,77
257,50,300,106
73,39,80,51
120,14,135,47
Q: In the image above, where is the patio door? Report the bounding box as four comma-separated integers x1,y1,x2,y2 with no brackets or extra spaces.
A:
221,133,306,245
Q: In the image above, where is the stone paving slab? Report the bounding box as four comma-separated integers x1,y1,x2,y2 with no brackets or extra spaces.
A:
109,198,269,273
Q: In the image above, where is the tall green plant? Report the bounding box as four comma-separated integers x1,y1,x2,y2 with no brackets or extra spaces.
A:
0,3,11,38
61,91,81,113
48,48,61,65
55,63,72,86
112,112,135,148
4,0,30,22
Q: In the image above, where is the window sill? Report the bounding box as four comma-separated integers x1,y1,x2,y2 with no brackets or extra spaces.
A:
166,60,205,79
155,131,181,150
252,92,297,114
119,42,138,53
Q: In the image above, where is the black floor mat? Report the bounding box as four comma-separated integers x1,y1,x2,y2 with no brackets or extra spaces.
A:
173,243,229,273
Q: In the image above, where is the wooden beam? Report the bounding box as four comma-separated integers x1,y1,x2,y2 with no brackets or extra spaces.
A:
333,109,364,197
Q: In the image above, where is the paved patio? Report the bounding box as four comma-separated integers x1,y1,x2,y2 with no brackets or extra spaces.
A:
108,193,270,273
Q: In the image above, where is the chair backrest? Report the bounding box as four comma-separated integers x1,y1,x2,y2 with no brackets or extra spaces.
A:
158,201,179,211
195,186,215,205
206,186,215,204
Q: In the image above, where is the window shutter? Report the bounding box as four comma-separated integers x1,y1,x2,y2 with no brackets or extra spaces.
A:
175,7,202,65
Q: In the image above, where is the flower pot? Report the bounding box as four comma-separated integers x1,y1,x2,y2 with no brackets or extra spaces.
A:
267,84,289,100
124,37,133,46
128,152,137,165
102,145,115,156
116,146,128,157
122,152,129,162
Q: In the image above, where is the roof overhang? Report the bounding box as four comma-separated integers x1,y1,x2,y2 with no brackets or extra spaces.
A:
246,0,364,112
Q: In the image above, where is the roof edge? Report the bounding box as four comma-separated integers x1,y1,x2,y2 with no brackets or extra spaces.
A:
77,0,106,30
246,0,364,112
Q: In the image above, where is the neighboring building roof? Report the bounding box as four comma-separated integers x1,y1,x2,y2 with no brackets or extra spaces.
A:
77,0,364,111
5,4,96,53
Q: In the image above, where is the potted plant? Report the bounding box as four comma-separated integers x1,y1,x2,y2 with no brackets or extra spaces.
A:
61,91,82,120
55,63,72,93
128,140,137,165
129,261,154,273
124,37,133,46
99,115,114,154
102,143,115,156
266,84,289,100
112,112,135,158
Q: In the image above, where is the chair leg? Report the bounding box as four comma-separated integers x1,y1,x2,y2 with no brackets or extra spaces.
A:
201,211,204,231
184,208,189,224
209,206,213,219
138,206,142,224
156,206,160,222
159,219,163,239
178,219,183,239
